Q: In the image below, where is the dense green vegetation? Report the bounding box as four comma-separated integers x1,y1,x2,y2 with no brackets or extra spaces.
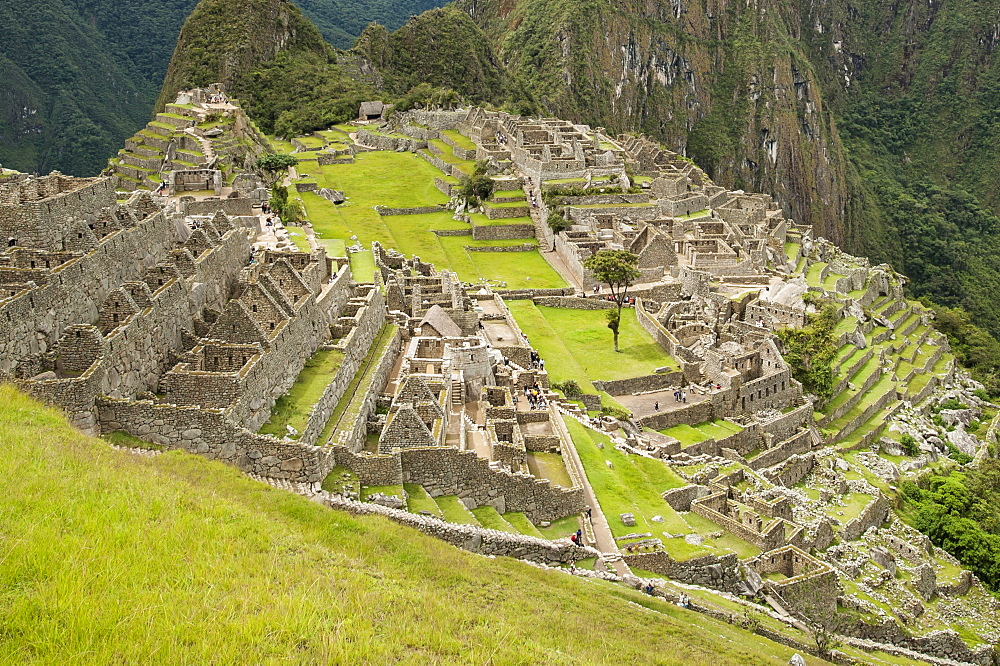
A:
901,461,1000,590
926,303,1000,396
0,384,830,664
777,303,839,399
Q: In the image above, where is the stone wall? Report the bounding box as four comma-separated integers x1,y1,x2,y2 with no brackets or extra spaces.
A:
532,296,616,309
399,446,584,522
337,325,404,453
747,430,812,471
622,550,742,593
842,495,891,541
182,198,254,217
593,372,685,397
0,208,179,380
318,493,596,564
97,397,334,483
471,221,536,241
299,276,385,445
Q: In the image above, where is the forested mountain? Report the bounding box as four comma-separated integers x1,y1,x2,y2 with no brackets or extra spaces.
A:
0,0,447,176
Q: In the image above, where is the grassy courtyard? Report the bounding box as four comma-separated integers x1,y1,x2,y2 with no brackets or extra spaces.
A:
564,418,687,536
506,302,678,389
294,151,565,289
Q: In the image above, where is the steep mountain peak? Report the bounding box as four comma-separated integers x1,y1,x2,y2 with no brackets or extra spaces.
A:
157,0,331,110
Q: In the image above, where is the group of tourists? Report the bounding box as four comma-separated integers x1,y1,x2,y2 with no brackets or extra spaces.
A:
523,384,547,410
529,350,545,370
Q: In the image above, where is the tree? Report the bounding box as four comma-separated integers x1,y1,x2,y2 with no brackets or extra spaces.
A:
458,160,495,205
583,250,641,352
254,153,299,188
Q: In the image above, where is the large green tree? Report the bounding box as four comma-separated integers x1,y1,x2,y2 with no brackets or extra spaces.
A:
583,250,640,352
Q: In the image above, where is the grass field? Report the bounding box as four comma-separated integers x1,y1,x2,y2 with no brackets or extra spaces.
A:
660,419,744,447
506,302,677,388
296,152,565,288
0,385,831,663
564,418,688,537
258,349,344,437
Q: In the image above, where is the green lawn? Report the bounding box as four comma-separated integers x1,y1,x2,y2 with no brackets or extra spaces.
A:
297,152,564,288
471,506,519,533
526,452,573,487
503,511,544,537
434,495,480,525
284,225,311,252
507,302,677,387
564,418,688,539
441,129,477,151
403,483,442,517
258,349,345,437
660,419,744,447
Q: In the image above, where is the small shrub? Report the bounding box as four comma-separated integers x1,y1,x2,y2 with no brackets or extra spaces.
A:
600,404,630,420
552,380,583,397
901,433,920,457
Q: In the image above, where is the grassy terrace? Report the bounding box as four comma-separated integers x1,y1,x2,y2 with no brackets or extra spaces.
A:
526,451,573,487
284,225,311,252
441,129,476,151
506,302,677,389
258,349,345,437
317,324,396,445
0,387,828,664
660,419,744,447
293,151,565,289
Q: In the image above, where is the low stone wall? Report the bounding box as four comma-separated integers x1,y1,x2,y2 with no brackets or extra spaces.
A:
182,198,254,217
532,296,616,309
330,445,402,485
622,550,742,593
400,446,584,522
466,244,536,252
842,495,891,541
761,452,815,487
299,292,387,446
593,372,685,397
377,205,446,216
495,288,575,300
640,400,715,430
432,228,473,237
339,326,405,453
471,222,535,241
317,154,354,166
97,398,333,483
356,129,425,153
434,177,459,197
747,430,812,470
483,203,530,219
319,493,597,564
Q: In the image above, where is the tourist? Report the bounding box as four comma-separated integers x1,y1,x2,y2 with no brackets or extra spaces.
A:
681,391,687,404
576,528,583,544
644,582,655,596
654,401,659,411
593,284,600,294
585,507,592,520
570,533,578,546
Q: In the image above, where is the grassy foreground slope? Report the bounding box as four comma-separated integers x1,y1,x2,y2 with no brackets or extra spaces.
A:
0,385,816,664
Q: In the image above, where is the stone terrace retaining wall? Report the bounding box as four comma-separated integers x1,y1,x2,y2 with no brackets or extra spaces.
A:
593,372,684,396
747,430,812,470
339,326,404,453
622,550,742,593
842,495,891,541
400,446,585,522
319,493,597,564
532,296,616,309
471,221,536,241
182,198,254,217
97,397,333,483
